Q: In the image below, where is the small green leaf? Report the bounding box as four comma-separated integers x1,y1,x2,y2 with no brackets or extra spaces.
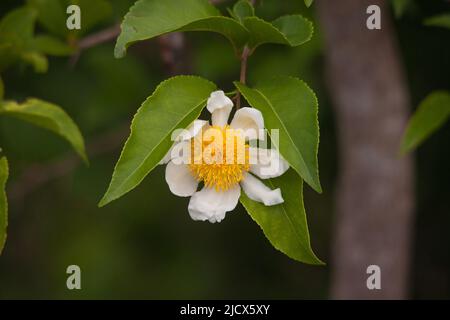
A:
243,15,313,50
424,14,450,29
0,6,36,43
235,76,321,193
0,99,87,162
240,169,323,264
20,51,48,73
114,0,248,58
231,0,255,23
99,76,217,207
0,6,38,71
304,0,313,7
400,91,450,154
0,5,62,72
27,0,67,37
32,35,74,56
0,156,9,255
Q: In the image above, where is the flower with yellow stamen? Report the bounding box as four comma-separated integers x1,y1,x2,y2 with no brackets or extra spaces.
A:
161,91,289,223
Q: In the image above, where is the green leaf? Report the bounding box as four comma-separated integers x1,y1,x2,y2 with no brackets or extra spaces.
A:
235,76,321,193
400,91,450,154
27,0,67,37
99,76,216,207
0,5,60,72
20,51,48,73
0,99,87,162
114,0,249,58
0,156,9,255
243,15,313,50
304,0,313,7
32,35,74,56
0,6,38,71
240,169,323,264
0,6,36,43
424,14,450,29
230,0,255,23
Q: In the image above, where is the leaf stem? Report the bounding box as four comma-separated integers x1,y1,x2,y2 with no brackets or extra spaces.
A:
236,0,256,109
236,46,251,109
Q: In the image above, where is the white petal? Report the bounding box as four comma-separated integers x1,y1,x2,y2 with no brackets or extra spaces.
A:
249,147,290,179
230,107,264,140
176,119,208,141
207,90,233,127
212,107,232,127
240,173,284,206
165,161,198,197
159,120,208,165
207,90,233,113
159,145,174,165
188,185,241,223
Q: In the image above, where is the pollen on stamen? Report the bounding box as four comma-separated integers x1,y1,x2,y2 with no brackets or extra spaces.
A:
188,126,250,192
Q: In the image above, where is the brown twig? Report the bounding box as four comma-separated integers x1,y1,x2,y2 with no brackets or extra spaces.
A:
69,24,121,67
236,46,251,109
235,0,256,108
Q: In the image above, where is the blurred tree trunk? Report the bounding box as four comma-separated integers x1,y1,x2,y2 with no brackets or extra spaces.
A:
316,0,415,299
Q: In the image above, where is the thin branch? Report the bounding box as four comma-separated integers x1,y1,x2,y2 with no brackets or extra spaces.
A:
236,46,251,109
69,24,121,66
77,24,121,50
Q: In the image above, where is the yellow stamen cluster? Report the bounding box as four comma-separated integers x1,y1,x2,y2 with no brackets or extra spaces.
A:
189,125,250,191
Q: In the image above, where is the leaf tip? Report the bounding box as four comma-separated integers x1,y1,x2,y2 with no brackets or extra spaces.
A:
97,196,109,208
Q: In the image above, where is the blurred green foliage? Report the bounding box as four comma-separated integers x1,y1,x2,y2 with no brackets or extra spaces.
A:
0,0,449,299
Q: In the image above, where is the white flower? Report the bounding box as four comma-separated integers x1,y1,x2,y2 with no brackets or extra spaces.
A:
160,90,289,223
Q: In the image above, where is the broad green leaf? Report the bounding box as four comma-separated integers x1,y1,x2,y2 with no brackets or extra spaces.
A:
304,0,313,7
230,0,255,23
424,14,450,29
240,169,323,264
99,76,216,206
243,15,313,50
400,91,450,154
0,76,4,100
32,35,74,56
114,0,249,58
0,99,87,162
235,77,321,193
0,156,8,255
